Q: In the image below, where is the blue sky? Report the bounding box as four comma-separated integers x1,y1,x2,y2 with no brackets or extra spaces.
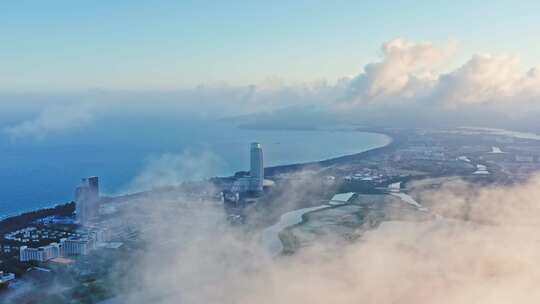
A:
1,0,539,90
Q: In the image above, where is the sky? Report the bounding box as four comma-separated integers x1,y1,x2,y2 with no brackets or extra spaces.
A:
2,0,540,90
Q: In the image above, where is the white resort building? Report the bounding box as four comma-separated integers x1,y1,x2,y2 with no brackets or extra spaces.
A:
19,236,96,262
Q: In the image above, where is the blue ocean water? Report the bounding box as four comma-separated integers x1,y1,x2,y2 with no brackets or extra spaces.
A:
0,117,389,218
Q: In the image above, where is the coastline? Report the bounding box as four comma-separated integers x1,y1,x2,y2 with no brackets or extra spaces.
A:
0,130,393,227
264,132,393,176
0,202,73,221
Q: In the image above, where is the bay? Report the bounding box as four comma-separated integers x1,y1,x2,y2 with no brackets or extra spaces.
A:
0,118,389,217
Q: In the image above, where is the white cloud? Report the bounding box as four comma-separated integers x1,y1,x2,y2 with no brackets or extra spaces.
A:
341,38,457,107
124,151,224,192
435,54,540,108
3,102,95,139
340,38,540,112
113,172,540,304
3,39,540,132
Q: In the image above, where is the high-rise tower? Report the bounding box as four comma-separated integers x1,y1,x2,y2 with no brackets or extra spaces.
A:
75,177,100,226
87,176,99,197
249,142,264,192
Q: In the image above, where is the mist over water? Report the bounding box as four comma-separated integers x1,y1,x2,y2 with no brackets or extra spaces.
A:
0,116,389,217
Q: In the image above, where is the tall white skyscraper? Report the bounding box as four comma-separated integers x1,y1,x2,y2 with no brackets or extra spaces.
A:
250,142,264,192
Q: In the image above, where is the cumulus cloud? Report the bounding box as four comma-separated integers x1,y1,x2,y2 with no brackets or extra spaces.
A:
3,102,95,139
340,38,540,112
341,38,457,107
435,54,540,108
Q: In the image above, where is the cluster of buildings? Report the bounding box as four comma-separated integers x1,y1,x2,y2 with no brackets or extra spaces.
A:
1,175,120,264
223,143,267,203
15,175,110,263
19,228,110,262
344,169,383,182
393,146,448,162
19,237,93,262
5,226,73,244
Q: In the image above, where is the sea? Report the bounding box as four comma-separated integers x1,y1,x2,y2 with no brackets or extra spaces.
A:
0,117,390,218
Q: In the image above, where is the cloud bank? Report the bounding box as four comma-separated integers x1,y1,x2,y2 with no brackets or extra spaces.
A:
341,38,540,112
434,54,540,108
3,102,95,140
106,172,540,304
124,151,224,192
342,38,457,106
3,38,540,137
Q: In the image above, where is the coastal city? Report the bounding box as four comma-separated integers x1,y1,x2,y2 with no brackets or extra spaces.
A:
4,2,540,303
1,126,540,302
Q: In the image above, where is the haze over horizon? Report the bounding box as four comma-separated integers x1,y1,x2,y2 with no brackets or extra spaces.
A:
3,2,540,133
3,33,540,135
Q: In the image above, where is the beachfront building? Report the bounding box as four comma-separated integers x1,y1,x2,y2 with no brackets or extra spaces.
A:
20,242,61,262
19,236,96,262
61,237,95,256
249,142,264,193
75,176,100,226
223,142,271,205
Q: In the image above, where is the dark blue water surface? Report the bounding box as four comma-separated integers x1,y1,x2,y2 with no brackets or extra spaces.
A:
0,115,389,217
